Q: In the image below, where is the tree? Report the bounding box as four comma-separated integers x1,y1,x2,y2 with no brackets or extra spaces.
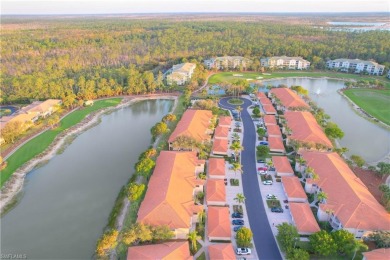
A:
236,227,253,247
286,248,310,260
151,225,174,242
96,229,118,257
62,92,76,109
252,107,261,117
331,229,367,257
1,120,25,144
197,210,206,224
234,193,246,204
316,191,328,203
187,230,201,252
156,71,164,91
127,183,146,201
171,135,199,151
135,157,155,177
47,114,60,129
257,127,266,138
162,114,177,123
350,154,365,167
232,162,242,176
333,147,349,156
369,231,390,248
377,162,390,176
236,105,243,116
296,157,306,172
256,145,269,158
325,122,344,139
230,140,243,161
276,223,299,252
151,122,169,137
139,148,157,159
309,230,337,257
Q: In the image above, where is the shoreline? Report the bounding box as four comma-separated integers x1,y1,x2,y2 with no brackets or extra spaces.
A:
0,95,178,213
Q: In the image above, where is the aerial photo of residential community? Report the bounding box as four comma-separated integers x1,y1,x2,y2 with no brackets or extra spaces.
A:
1,0,390,259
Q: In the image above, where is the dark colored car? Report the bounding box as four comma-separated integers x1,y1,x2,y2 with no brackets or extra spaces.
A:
234,226,243,232
232,219,245,225
231,212,244,218
257,159,265,163
271,207,284,213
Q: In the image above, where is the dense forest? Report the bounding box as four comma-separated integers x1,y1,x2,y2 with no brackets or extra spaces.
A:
1,17,390,103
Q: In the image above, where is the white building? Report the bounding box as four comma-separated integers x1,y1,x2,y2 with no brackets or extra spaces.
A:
387,70,390,79
204,56,251,70
260,56,311,70
326,58,385,75
166,63,196,85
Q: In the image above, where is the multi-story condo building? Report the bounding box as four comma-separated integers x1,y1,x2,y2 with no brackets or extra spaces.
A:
260,56,311,70
204,56,252,70
387,70,390,79
326,58,385,75
166,63,196,85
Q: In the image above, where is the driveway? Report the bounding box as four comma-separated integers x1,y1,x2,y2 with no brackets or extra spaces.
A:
219,97,282,260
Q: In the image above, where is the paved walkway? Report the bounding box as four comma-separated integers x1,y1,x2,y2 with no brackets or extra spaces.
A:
219,97,283,260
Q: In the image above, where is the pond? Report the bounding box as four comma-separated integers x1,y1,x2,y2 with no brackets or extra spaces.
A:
0,99,173,259
262,78,390,163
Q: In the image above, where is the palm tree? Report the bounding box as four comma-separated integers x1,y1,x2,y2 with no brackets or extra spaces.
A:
234,193,246,204
232,162,242,176
232,133,240,141
236,105,243,117
316,191,328,203
230,141,243,161
187,230,201,252
296,157,306,172
266,160,273,168
197,210,206,224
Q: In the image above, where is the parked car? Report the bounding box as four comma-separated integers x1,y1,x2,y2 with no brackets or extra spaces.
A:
258,166,268,171
232,219,244,225
263,180,273,185
258,170,267,175
236,248,252,255
257,159,265,163
235,122,241,127
271,207,284,213
234,226,243,232
268,166,276,171
266,194,277,199
259,141,269,146
231,212,244,218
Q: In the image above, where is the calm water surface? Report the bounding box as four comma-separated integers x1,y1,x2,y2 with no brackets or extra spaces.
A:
1,99,173,259
263,78,390,163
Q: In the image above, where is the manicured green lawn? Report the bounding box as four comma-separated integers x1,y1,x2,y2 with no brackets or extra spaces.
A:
344,88,390,126
208,71,390,89
1,98,122,187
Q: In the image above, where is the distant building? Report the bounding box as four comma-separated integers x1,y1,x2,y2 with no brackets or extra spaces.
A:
326,58,385,75
261,56,310,70
204,56,252,70
269,88,309,111
387,70,390,79
166,63,196,85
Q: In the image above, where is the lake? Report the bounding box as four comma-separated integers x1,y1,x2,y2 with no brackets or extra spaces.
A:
0,99,173,259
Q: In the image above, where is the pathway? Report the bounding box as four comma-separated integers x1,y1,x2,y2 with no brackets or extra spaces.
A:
219,97,282,260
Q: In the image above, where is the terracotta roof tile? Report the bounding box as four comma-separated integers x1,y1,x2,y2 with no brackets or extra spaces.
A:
289,203,320,234
301,150,390,231
268,136,285,152
214,126,230,139
285,111,333,148
137,151,203,229
127,241,192,260
206,179,226,203
212,139,228,154
219,116,232,127
272,156,294,175
207,207,231,238
264,115,277,125
262,104,276,114
270,88,309,109
208,243,236,260
168,110,212,143
363,248,390,260
208,158,226,178
257,92,267,99
267,125,282,137
260,97,272,106
282,176,307,199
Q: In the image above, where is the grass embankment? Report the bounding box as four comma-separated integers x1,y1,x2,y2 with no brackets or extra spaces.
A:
343,88,390,126
0,98,122,187
208,71,390,89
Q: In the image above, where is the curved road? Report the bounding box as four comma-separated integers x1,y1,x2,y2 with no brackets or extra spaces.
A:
219,97,282,260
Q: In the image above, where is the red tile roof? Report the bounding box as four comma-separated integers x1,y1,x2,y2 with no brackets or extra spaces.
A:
282,176,307,199
266,125,282,137
219,116,232,127
208,243,235,260
137,151,204,229
207,207,231,238
272,156,294,175
270,88,309,109
212,139,228,154
127,241,192,260
208,158,226,178
262,104,276,114
289,203,321,234
363,248,390,260
284,111,333,148
168,109,212,143
206,179,226,203
268,136,285,152
264,115,277,125
257,92,267,99
214,126,229,139
260,97,272,106
301,150,390,231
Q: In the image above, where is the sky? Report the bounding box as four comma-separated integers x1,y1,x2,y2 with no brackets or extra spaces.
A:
1,0,389,15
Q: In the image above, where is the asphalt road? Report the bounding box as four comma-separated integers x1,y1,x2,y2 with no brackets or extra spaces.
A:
219,97,282,260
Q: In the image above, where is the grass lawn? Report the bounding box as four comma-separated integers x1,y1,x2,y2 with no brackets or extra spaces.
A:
208,71,390,89
343,88,390,126
1,98,122,187
266,199,281,208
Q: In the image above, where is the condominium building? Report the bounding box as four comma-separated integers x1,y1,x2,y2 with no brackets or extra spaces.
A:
326,58,385,75
387,70,390,79
260,56,311,70
166,63,196,85
204,56,252,70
